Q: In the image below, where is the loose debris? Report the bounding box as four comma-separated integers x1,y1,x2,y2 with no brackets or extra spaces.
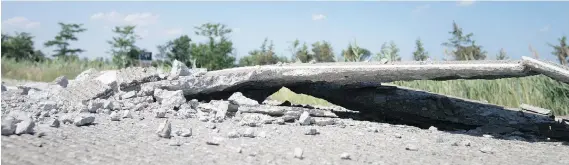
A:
340,153,351,160
294,148,304,159
157,120,172,139
206,137,223,145
73,115,95,127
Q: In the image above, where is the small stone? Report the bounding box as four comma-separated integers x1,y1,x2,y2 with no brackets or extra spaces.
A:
53,76,69,88
169,139,182,146
482,134,494,138
206,124,217,129
122,91,136,99
394,133,402,138
428,126,438,131
179,128,192,137
227,131,240,138
366,127,379,133
156,119,172,139
304,128,320,135
298,111,312,125
36,132,47,138
155,109,167,118
242,128,255,138
73,115,95,126
206,137,223,145
122,110,133,119
258,131,267,138
237,147,243,153
273,118,285,125
405,145,419,151
110,111,121,121
480,146,494,154
294,148,303,159
15,118,35,135
313,117,336,126
101,109,111,115
452,140,472,147
49,118,60,128
340,153,351,160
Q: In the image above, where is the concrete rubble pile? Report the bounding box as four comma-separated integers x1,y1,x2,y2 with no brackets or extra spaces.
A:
2,57,569,141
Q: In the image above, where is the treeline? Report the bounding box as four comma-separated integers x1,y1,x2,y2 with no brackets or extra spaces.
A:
2,21,569,71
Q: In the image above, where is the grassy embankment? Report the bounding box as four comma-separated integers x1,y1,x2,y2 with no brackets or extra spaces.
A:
2,57,568,115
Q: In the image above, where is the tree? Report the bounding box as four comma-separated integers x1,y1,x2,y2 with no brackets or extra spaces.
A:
442,21,487,60
496,48,509,60
376,41,401,62
1,32,45,62
342,40,371,62
107,25,139,68
412,38,429,61
548,36,569,65
239,38,287,66
190,23,236,70
44,22,87,60
287,39,313,63
157,35,192,66
311,41,335,62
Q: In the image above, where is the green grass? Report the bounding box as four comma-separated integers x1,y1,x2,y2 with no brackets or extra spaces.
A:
3,58,568,115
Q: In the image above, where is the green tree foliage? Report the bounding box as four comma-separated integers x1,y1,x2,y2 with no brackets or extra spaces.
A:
548,36,569,65
342,40,371,62
496,48,509,60
107,25,139,68
157,35,192,66
376,41,401,62
1,32,45,62
412,38,429,61
44,23,87,60
239,38,288,66
190,23,236,70
288,39,312,63
311,41,335,62
442,21,487,61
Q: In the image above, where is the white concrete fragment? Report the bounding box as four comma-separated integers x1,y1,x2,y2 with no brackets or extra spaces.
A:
15,117,35,135
428,126,439,131
480,146,494,154
73,115,95,126
313,117,335,126
110,111,121,121
1,117,18,135
304,128,320,135
405,145,419,151
242,128,255,138
153,89,186,109
122,91,136,99
294,148,303,159
228,92,259,106
154,109,167,118
49,118,60,128
298,111,312,125
169,60,191,80
122,110,133,119
179,128,192,137
340,153,351,160
227,131,240,138
206,137,223,145
39,101,58,111
88,100,104,113
156,120,172,138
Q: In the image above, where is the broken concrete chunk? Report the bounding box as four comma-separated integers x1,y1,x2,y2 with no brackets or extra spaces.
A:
294,148,303,159
405,145,419,151
15,117,35,135
340,153,351,160
520,104,552,116
154,89,186,109
228,92,259,106
273,118,286,125
1,84,7,92
39,101,58,111
313,117,336,126
169,60,191,80
17,85,31,95
73,115,95,126
122,110,133,119
298,111,312,125
1,117,18,136
179,128,192,137
239,113,273,127
117,67,160,90
227,131,240,138
156,119,172,139
110,111,120,121
242,128,255,138
304,128,320,135
206,137,223,145
88,100,104,113
95,70,118,91
53,76,69,88
121,91,136,100
154,109,167,118
49,118,60,128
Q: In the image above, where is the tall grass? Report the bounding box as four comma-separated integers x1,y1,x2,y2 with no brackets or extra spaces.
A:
2,57,568,115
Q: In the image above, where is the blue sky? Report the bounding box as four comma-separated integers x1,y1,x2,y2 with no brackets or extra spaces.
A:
2,1,568,62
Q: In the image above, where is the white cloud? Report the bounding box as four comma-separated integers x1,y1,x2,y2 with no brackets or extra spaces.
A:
2,16,40,29
539,25,550,32
412,4,431,14
164,28,183,35
90,11,159,27
312,14,326,21
457,0,476,7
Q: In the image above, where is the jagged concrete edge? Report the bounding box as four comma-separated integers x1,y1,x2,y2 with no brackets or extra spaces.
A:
285,83,569,140
522,56,569,84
